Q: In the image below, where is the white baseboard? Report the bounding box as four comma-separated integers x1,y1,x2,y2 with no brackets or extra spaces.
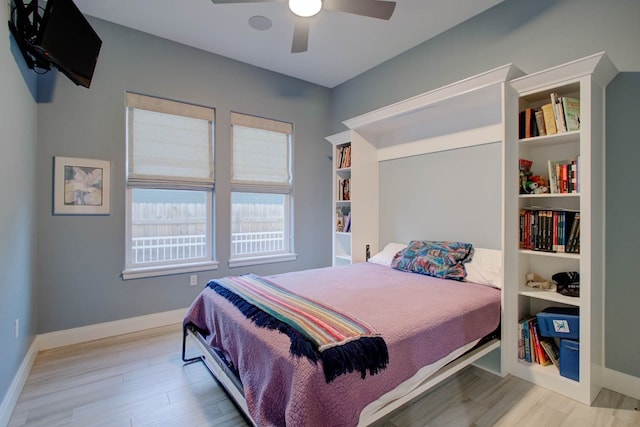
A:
37,308,188,351
602,367,640,401
0,339,38,427
1,307,188,427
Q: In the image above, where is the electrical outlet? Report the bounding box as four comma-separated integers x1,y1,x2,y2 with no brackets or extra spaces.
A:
190,275,198,286
14,318,19,340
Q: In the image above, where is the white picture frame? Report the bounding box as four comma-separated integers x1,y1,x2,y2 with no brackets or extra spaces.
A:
53,156,110,215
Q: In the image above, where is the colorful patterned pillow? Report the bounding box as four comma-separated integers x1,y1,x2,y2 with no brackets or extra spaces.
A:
390,240,473,281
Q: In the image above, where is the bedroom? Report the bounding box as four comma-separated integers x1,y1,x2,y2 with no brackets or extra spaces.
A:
1,0,639,425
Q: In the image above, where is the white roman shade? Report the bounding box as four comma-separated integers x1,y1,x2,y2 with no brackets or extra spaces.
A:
126,92,215,190
231,112,292,194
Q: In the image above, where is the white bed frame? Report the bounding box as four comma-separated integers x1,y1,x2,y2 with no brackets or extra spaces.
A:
182,324,499,426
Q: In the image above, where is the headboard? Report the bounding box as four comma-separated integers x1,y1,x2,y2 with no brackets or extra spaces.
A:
378,142,502,249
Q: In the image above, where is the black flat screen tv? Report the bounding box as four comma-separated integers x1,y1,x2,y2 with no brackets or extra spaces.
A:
38,0,102,88
8,0,102,88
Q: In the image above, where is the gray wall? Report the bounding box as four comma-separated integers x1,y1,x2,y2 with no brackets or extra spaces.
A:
379,143,502,249
0,3,39,409
34,18,332,333
330,0,640,378
605,73,640,378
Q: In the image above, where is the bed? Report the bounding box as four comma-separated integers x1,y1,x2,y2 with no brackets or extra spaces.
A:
182,243,502,426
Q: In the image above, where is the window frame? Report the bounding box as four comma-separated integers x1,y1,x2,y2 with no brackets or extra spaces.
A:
122,93,218,280
228,112,296,267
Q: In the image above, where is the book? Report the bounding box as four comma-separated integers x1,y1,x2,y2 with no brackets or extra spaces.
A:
566,212,581,253
343,211,351,233
551,92,567,133
540,339,560,369
521,317,533,362
337,144,351,169
518,321,525,360
519,108,538,139
568,215,581,253
534,108,546,136
562,97,581,131
531,320,551,366
525,108,536,138
541,103,557,135
561,162,569,193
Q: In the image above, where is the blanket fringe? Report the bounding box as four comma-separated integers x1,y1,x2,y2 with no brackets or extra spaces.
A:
209,281,388,383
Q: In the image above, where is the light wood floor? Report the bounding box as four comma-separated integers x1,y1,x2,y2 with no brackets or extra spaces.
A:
8,324,639,427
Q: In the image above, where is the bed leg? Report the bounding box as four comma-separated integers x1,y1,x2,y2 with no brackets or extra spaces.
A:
182,324,204,364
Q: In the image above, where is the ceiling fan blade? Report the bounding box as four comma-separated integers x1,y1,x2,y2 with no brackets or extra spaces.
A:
323,0,396,20
291,17,310,53
211,0,284,4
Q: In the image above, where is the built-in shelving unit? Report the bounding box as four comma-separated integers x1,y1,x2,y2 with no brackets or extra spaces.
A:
326,55,618,398
504,52,618,404
326,131,352,266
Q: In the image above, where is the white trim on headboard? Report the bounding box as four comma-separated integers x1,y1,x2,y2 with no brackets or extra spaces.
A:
343,64,522,131
376,124,501,161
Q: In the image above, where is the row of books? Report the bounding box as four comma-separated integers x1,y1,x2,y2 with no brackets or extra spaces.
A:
519,93,580,139
337,177,351,201
519,208,580,253
548,157,580,194
336,144,351,169
518,317,559,368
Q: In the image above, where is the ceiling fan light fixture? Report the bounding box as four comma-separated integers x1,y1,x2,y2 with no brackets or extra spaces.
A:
288,0,322,17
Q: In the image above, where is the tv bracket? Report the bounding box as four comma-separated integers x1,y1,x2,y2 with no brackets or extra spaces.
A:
7,0,52,71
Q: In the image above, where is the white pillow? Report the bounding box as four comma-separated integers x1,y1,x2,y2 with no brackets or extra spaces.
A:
465,247,503,289
367,242,408,267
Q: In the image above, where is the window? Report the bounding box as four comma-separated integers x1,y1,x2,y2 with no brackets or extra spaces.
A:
123,93,216,279
230,112,295,266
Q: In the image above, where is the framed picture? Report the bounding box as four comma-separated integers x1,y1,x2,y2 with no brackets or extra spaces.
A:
53,156,111,215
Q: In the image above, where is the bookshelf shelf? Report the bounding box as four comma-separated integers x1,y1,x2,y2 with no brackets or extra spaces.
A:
518,286,581,307
518,130,580,146
519,193,579,199
505,52,617,405
518,249,580,260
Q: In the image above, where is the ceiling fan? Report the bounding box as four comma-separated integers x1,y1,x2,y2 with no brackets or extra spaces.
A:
211,0,396,53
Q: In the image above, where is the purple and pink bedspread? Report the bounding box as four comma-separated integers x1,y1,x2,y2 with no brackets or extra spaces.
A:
183,262,501,426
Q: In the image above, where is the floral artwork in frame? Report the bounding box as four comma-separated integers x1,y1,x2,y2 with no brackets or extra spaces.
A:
53,156,110,215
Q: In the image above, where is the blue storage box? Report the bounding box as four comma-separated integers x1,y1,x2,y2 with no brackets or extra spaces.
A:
559,339,579,381
536,307,579,340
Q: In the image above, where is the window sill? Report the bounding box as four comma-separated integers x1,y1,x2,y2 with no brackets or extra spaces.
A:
228,253,298,268
122,261,219,280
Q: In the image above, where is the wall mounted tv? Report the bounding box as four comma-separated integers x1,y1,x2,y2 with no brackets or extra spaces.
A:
8,0,102,88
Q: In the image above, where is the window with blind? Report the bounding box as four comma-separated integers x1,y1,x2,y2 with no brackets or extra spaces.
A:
229,112,296,266
123,93,217,279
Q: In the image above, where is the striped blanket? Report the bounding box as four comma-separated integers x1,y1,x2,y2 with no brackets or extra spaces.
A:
208,274,389,383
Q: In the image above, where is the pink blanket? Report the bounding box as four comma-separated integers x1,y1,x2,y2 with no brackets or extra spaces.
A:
184,263,501,426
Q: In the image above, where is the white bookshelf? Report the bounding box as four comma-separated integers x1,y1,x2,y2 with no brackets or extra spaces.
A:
503,52,618,404
326,131,352,266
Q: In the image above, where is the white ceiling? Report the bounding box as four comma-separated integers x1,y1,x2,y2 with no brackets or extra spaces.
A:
74,0,505,88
